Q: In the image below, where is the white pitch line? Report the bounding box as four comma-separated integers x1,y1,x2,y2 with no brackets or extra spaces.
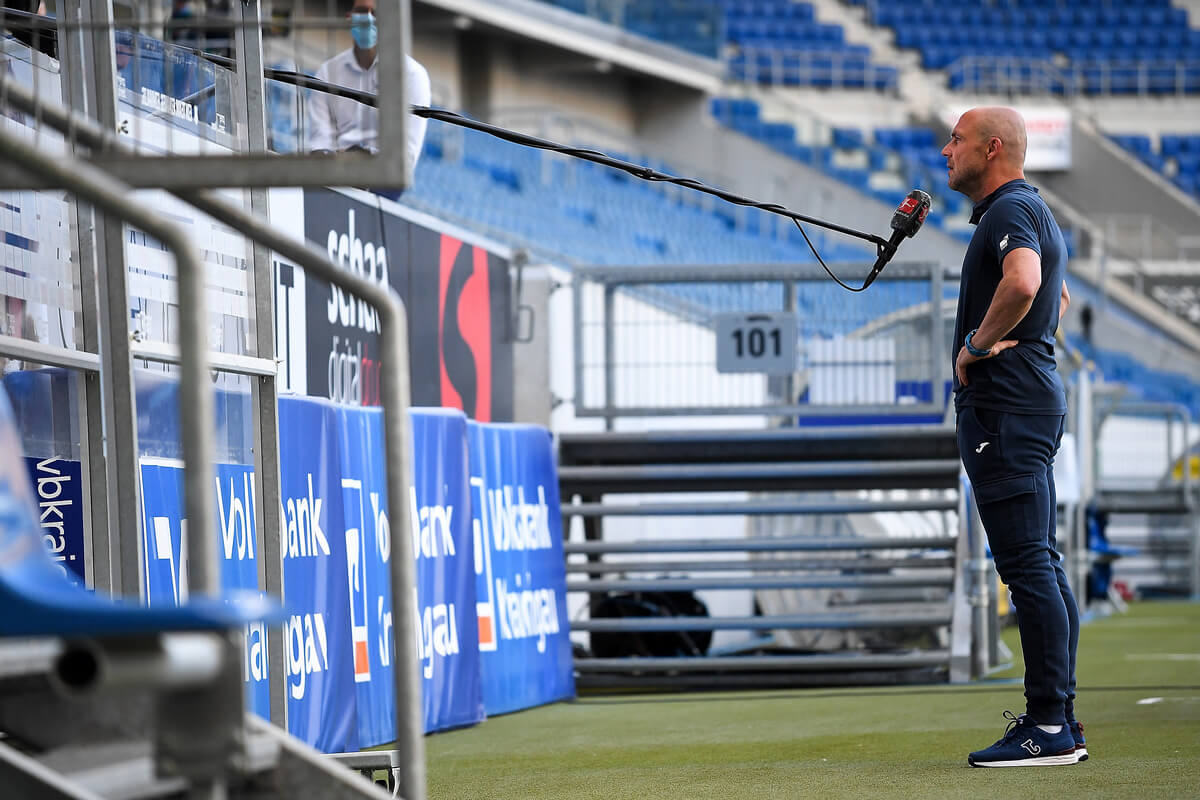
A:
1136,696,1200,705
1124,653,1200,661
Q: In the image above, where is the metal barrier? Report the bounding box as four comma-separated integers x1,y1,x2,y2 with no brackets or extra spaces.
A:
728,46,901,92
560,425,979,686
571,262,950,423
1086,389,1199,599
947,55,1200,97
1096,213,1200,263
0,6,425,795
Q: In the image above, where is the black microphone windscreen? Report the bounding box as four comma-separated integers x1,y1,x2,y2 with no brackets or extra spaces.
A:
891,189,932,239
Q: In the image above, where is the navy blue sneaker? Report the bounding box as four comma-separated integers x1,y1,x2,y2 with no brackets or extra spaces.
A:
968,711,1079,767
1069,720,1088,762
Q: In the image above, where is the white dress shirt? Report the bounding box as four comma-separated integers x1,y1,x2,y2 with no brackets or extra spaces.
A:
307,49,431,174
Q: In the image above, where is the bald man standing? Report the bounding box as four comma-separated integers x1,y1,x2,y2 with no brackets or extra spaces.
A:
943,107,1085,768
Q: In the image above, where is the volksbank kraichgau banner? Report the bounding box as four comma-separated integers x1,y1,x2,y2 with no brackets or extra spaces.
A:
408,408,485,733
336,405,395,746
23,456,85,585
138,458,270,719
277,398,358,753
131,390,567,746
468,422,575,715
324,403,486,744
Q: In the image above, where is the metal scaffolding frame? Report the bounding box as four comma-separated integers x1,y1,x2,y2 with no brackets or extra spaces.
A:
0,7,426,794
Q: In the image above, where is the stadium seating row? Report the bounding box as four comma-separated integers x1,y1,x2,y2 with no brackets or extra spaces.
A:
875,5,1188,28
540,0,723,58
727,51,900,90
720,0,899,90
709,98,962,233
858,0,1200,94
540,0,900,90
1068,334,1200,412
407,121,874,269
847,0,1177,12
946,58,1200,94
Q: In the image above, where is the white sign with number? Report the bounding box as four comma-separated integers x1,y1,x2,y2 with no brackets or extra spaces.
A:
715,312,797,375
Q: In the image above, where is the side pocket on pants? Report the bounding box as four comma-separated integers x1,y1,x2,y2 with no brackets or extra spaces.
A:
973,473,1041,550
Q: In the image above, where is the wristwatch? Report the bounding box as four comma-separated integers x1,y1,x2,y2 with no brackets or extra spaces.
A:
964,329,991,358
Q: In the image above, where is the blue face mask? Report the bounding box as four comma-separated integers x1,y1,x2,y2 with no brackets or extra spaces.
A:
350,12,377,50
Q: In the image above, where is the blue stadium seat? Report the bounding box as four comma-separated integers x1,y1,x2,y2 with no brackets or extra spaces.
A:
407,116,875,268
0,386,279,638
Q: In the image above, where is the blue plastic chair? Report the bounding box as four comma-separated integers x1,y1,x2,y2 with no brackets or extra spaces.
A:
0,386,278,639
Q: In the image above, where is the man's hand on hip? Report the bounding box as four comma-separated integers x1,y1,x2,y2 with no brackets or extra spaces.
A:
956,339,1018,385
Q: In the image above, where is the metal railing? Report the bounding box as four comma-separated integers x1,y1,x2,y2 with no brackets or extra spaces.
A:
571,262,951,422
947,55,1200,97
1096,213,1200,263
1084,386,1199,599
0,45,426,800
728,46,900,92
558,424,974,685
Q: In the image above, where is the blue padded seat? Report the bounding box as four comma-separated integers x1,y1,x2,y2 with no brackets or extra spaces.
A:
0,386,279,638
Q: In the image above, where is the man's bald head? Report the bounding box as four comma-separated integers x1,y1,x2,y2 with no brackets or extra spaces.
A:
942,106,1028,201
972,106,1027,167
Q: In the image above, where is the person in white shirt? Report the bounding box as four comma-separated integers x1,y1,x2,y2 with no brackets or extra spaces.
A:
307,0,431,178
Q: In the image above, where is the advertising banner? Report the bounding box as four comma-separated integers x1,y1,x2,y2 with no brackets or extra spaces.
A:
407,224,513,420
334,405,396,745
23,456,85,585
299,189,408,407
468,422,574,715
277,397,358,752
408,408,486,733
137,458,271,719
276,189,514,420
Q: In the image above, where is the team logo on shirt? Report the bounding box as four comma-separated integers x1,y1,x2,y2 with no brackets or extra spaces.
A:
999,234,1010,251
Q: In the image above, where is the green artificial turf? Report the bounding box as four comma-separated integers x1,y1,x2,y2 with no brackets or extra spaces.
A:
425,601,1200,799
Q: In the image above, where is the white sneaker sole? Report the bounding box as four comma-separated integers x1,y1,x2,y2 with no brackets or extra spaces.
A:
969,752,1079,767
1076,747,1088,762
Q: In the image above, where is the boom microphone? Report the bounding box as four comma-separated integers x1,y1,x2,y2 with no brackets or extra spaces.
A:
861,189,932,291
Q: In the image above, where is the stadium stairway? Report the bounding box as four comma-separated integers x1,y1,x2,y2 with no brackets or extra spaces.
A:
1034,115,1200,262
1109,131,1200,208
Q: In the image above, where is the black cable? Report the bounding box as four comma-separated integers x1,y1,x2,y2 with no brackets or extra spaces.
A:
265,68,895,290
1,7,891,288
3,9,892,283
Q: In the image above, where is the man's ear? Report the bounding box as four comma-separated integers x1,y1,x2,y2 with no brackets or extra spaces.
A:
985,137,1001,161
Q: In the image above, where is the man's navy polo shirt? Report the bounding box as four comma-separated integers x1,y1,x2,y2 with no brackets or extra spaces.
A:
952,178,1068,415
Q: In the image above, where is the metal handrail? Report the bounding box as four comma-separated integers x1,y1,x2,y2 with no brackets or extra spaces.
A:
0,120,221,605
728,45,900,92
947,54,1200,98
1094,398,1191,504
0,75,425,800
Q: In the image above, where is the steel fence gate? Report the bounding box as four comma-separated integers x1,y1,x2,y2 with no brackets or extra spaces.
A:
571,262,953,424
